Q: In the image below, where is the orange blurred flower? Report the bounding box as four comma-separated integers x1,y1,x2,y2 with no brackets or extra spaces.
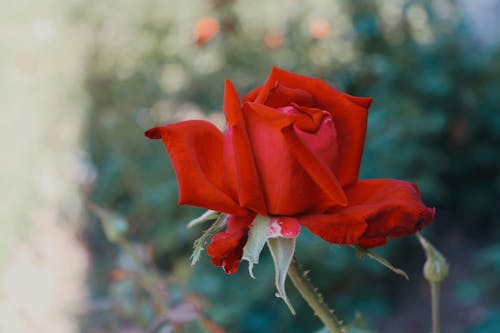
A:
264,31,284,49
109,268,128,280
308,18,331,40
193,16,220,45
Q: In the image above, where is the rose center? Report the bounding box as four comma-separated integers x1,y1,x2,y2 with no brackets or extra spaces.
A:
277,105,299,116
276,104,339,168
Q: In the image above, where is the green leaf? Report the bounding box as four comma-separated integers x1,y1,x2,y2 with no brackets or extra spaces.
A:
267,237,296,315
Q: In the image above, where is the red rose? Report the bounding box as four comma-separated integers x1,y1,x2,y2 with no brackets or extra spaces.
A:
146,67,434,274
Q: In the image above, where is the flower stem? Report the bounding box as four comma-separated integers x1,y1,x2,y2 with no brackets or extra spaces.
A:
431,282,440,333
287,257,344,333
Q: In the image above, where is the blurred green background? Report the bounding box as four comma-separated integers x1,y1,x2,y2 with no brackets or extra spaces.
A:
1,0,499,332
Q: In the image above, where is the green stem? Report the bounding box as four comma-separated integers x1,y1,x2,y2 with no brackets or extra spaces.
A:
431,282,440,333
287,257,344,333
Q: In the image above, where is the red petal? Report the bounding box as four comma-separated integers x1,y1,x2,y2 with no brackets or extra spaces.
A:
254,67,370,187
145,121,246,215
292,105,327,132
342,93,373,109
243,103,336,215
262,82,314,108
269,216,301,238
223,81,268,215
282,125,347,207
347,179,435,248
207,213,256,274
242,86,261,103
298,213,367,245
299,179,434,246
254,67,324,104
324,95,369,187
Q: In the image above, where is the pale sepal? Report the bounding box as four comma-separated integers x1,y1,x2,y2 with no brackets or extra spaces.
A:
187,210,220,228
190,214,227,266
241,215,270,278
354,246,409,280
267,237,296,315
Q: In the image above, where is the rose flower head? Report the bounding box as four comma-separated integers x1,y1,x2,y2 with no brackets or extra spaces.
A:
146,67,435,278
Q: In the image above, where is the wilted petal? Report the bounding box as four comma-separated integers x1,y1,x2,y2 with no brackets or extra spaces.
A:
300,179,433,246
268,216,300,238
206,213,256,274
298,212,367,245
346,179,435,248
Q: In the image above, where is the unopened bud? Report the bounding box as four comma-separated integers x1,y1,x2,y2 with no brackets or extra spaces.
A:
417,233,449,284
423,251,448,284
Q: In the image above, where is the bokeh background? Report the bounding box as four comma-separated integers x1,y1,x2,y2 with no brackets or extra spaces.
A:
1,0,499,332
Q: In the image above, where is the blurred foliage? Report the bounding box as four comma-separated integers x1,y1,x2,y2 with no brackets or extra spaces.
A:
85,205,225,333
77,0,500,332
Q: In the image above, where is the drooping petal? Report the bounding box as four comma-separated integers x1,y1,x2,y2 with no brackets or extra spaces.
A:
300,179,434,247
206,213,256,274
298,212,367,245
145,121,246,216
254,67,370,187
223,81,267,215
242,103,337,215
346,179,435,248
